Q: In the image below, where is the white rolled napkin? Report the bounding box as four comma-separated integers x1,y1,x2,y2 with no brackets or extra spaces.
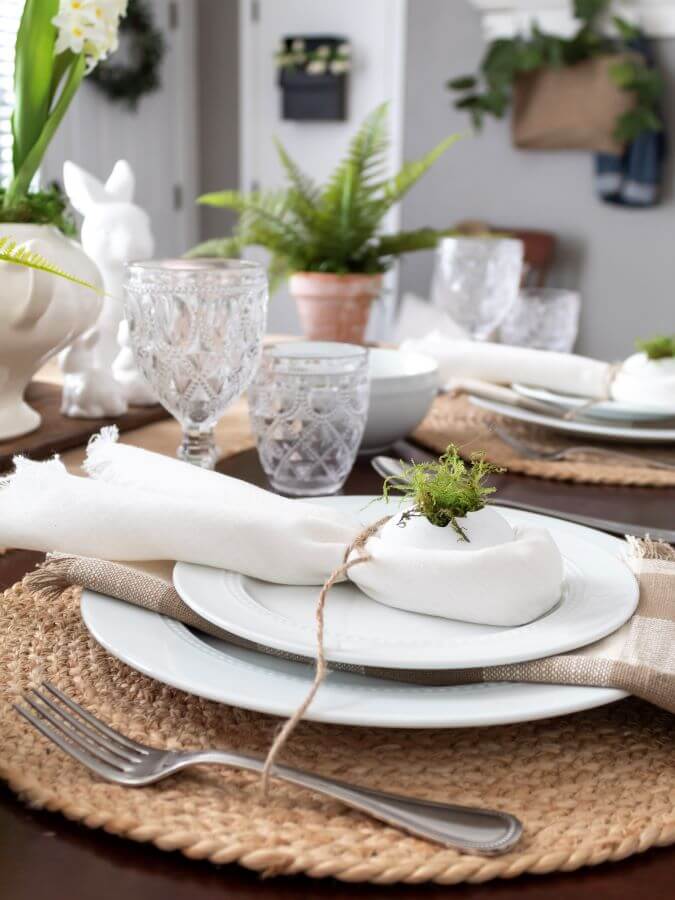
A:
402,332,613,400
0,429,562,625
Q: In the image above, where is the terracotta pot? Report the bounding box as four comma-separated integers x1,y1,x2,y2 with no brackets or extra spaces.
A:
289,272,382,344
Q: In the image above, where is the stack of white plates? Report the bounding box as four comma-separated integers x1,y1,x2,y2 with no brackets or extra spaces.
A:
470,384,675,444
82,496,639,729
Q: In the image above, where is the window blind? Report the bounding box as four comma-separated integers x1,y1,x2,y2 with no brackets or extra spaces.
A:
0,1,24,186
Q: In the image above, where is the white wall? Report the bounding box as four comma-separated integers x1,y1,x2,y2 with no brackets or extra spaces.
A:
238,0,407,334
400,0,675,359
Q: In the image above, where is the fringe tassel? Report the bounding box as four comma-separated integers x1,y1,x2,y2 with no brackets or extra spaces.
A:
626,535,675,562
23,555,79,602
83,426,120,480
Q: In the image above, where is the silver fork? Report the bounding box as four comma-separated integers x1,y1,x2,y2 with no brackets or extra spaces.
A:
15,682,522,855
493,426,675,471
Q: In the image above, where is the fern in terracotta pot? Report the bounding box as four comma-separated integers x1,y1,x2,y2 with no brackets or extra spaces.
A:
189,104,460,343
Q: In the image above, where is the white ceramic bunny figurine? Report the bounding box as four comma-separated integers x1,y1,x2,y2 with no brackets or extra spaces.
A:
62,159,156,410
60,328,128,418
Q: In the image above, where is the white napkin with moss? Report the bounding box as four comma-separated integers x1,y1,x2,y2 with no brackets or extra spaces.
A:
0,428,562,626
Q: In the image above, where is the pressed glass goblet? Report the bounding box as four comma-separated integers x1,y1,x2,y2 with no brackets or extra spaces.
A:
124,259,268,469
249,342,370,496
431,237,524,340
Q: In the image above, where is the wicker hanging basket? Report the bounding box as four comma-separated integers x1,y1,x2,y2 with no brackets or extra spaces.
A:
512,55,637,154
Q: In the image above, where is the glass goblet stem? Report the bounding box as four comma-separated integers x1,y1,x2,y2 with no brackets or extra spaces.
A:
178,426,219,469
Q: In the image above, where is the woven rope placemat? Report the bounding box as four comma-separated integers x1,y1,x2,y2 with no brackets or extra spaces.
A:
1,579,673,885
413,395,675,487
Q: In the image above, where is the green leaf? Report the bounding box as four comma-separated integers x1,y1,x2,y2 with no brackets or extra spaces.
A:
0,235,101,293
573,0,611,26
7,53,86,206
612,16,640,41
11,0,59,185
447,75,477,91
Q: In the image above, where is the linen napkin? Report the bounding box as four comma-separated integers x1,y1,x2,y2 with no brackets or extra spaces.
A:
23,538,675,714
402,332,614,400
0,428,564,626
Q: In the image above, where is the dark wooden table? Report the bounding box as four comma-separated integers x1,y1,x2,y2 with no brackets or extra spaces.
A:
1,443,673,899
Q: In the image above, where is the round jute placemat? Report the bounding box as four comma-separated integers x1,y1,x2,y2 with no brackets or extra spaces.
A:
1,580,674,885
413,395,675,487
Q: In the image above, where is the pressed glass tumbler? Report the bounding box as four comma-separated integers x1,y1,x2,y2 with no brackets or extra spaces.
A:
124,259,268,468
431,237,524,340
249,342,370,496
499,287,581,352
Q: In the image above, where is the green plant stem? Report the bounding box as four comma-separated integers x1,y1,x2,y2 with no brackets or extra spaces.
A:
5,54,86,209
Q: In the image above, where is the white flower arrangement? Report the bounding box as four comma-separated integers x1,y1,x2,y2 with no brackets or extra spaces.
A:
52,0,128,71
275,38,352,77
4,0,128,211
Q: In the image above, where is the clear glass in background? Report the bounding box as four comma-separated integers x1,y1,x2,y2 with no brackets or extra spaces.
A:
499,287,581,353
249,342,370,496
431,237,524,340
124,259,268,469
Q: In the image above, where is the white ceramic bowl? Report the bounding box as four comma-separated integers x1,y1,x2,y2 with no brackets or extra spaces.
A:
360,348,439,452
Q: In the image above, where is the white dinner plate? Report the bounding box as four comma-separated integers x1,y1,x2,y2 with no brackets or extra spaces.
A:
469,395,675,444
173,496,638,671
512,383,675,422
81,590,627,728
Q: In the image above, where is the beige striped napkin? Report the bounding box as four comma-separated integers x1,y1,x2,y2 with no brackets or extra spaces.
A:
24,539,675,714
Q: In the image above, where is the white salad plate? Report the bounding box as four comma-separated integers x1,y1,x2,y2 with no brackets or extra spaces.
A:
469,395,675,444
81,590,626,728
512,382,675,422
173,496,638,671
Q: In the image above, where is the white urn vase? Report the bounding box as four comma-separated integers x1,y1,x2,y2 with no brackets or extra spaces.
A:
0,223,102,440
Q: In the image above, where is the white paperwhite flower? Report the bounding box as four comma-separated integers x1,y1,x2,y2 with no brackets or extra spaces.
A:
291,38,305,52
330,59,350,75
52,0,128,71
316,44,331,58
337,42,351,57
306,60,327,75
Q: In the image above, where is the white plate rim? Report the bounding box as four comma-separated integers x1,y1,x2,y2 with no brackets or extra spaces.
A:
173,497,638,671
469,395,675,443
512,382,675,419
81,590,627,728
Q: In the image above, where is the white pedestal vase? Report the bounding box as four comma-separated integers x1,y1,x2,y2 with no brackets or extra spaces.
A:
0,223,102,441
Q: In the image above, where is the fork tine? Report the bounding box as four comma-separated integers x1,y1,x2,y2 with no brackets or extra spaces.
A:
30,687,142,763
14,704,125,781
42,682,149,754
22,695,132,772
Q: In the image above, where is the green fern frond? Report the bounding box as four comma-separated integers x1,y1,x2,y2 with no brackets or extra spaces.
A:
373,227,457,259
0,236,101,293
378,133,463,212
189,104,461,278
185,236,243,259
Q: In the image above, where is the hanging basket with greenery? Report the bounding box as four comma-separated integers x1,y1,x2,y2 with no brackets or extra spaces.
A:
448,0,662,150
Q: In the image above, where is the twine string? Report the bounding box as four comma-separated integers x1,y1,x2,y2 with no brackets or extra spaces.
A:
260,515,391,795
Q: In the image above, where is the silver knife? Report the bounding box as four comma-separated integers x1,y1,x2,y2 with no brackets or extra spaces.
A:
371,456,675,543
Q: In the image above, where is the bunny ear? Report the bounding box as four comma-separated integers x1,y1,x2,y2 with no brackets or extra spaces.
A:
63,161,108,214
104,160,135,202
